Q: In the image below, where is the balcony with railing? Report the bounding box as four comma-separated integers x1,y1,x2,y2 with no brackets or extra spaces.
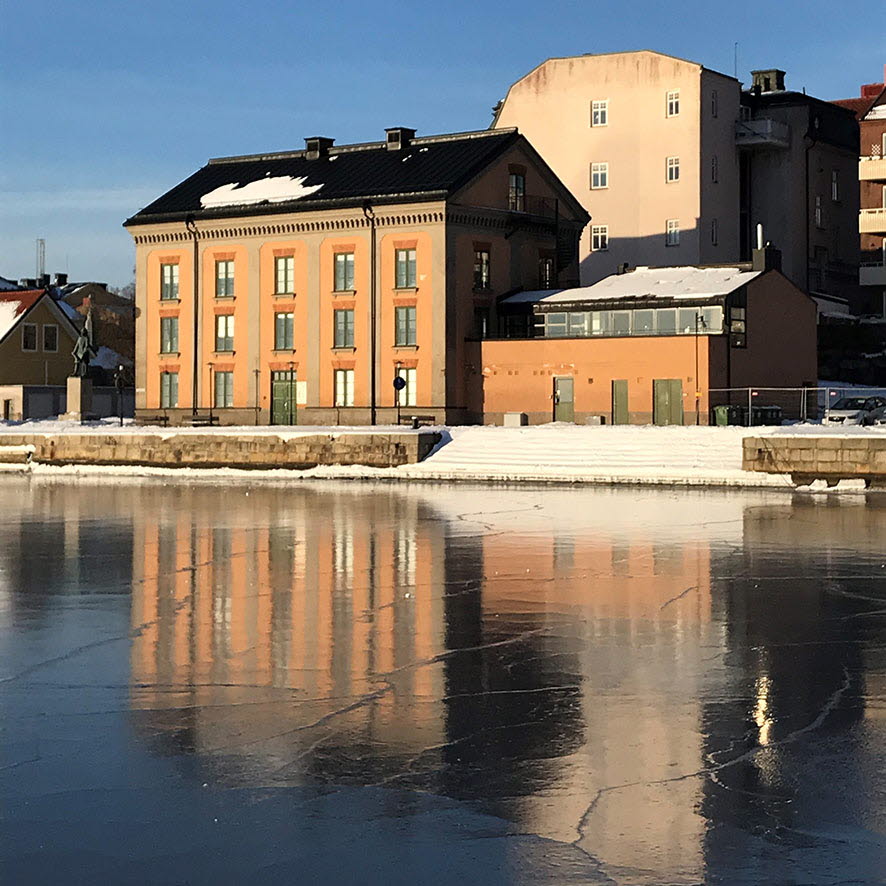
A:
859,154,886,182
860,262,886,286
860,207,886,234
506,193,559,220
735,117,791,149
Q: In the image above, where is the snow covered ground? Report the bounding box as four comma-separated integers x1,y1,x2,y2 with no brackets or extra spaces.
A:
2,419,885,489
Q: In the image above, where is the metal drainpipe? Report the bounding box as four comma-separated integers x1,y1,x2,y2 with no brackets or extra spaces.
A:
362,202,377,425
185,216,199,415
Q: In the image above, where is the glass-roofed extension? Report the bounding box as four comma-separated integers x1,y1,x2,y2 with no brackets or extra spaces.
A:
535,305,724,338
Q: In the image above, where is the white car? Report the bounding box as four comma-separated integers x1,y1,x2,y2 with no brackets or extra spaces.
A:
824,396,886,426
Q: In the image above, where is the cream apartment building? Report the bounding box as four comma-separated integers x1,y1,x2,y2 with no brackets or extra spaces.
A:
494,51,741,283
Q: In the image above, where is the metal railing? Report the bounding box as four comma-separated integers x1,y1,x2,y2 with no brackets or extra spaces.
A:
707,386,886,426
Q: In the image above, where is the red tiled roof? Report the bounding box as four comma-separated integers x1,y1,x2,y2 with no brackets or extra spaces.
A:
0,289,44,317
832,97,876,119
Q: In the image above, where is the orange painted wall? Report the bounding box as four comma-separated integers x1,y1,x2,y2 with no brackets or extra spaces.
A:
145,248,193,409
479,334,710,423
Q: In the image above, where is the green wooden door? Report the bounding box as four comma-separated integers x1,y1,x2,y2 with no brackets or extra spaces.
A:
653,378,684,426
553,376,574,422
271,371,296,425
611,379,629,425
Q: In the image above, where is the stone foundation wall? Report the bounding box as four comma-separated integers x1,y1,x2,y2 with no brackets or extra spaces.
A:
743,436,886,486
0,431,441,470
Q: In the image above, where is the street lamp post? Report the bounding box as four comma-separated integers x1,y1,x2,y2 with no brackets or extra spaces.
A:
207,361,214,422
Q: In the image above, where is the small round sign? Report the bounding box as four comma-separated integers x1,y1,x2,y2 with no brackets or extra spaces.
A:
392,376,407,391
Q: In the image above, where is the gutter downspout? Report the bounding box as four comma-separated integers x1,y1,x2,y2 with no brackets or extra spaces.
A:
185,216,200,415
362,202,377,425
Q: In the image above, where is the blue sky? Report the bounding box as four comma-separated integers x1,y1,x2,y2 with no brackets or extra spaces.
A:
0,0,878,287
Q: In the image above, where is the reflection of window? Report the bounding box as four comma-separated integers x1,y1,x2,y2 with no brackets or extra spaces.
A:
396,367,417,406
396,528,416,587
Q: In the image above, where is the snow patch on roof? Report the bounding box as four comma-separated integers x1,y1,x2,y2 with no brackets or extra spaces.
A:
0,301,21,340
92,345,131,370
200,175,324,208
0,276,21,292
505,266,762,305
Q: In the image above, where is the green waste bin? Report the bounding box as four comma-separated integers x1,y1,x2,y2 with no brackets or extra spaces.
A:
713,405,731,426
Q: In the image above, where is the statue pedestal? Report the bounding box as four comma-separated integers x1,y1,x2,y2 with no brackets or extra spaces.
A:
60,377,93,422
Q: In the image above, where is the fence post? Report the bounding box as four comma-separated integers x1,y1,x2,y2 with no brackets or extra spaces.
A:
747,387,752,427
800,387,806,423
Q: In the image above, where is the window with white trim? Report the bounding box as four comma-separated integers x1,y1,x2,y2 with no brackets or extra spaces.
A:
667,90,680,117
275,255,294,294
591,225,609,252
395,367,417,407
334,368,354,407
591,99,608,127
666,219,680,246
667,156,680,182
590,162,609,189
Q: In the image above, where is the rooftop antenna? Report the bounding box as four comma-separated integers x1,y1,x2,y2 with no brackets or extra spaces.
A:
36,238,45,280
734,42,738,80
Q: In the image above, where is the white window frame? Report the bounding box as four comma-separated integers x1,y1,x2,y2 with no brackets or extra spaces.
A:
395,367,417,407
22,323,37,352
42,323,58,353
667,156,680,183
591,99,608,127
334,368,354,407
590,162,609,189
591,225,609,252
666,219,680,247
274,255,294,294
667,89,680,117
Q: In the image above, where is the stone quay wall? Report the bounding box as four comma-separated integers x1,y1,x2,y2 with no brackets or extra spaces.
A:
743,436,886,486
0,431,441,470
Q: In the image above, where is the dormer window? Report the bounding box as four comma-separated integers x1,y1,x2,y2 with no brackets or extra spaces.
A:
385,127,416,151
508,172,525,211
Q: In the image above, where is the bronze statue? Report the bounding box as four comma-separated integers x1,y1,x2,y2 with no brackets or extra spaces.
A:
71,325,95,378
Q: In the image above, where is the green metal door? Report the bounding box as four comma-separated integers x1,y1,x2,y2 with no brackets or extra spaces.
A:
612,379,629,425
653,378,684,426
271,371,296,425
553,376,574,422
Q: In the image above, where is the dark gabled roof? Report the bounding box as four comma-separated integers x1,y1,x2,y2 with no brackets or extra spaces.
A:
125,129,525,226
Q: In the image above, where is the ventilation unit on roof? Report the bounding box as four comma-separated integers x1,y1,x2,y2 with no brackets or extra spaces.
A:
385,127,416,151
305,137,334,160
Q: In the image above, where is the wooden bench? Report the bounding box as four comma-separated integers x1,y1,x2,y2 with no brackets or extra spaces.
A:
184,413,220,427
139,414,170,427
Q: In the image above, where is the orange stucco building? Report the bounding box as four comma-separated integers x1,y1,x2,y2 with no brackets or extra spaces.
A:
479,252,818,425
124,127,588,425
